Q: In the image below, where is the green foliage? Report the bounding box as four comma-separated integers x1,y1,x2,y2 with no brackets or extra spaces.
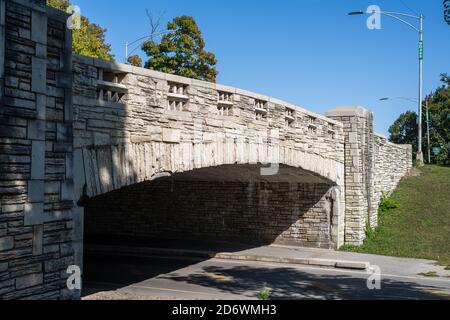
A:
142,16,218,82
378,193,399,214
389,74,450,165
127,55,142,67
257,283,271,300
47,0,113,60
388,111,418,151
364,223,376,241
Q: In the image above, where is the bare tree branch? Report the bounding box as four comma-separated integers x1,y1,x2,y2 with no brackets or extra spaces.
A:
146,8,165,42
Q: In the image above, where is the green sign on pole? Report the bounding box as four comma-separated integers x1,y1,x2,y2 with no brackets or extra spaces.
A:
432,147,441,155
419,41,423,60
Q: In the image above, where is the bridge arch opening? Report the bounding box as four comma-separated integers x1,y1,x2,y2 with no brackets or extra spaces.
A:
80,164,341,295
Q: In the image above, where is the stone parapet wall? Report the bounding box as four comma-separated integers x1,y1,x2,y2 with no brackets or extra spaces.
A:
72,55,345,163
371,134,412,228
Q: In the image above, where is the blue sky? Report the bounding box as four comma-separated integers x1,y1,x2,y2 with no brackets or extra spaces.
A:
74,0,450,135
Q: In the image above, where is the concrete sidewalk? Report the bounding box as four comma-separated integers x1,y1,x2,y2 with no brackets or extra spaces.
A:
86,238,450,279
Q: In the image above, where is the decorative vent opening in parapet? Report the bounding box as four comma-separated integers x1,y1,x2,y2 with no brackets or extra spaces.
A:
255,99,268,120
327,123,336,139
96,69,128,103
285,106,295,128
166,81,189,112
217,91,234,116
168,82,188,96
307,116,318,134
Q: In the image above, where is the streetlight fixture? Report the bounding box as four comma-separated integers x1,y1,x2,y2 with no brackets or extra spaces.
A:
348,9,425,165
379,96,431,163
125,30,169,63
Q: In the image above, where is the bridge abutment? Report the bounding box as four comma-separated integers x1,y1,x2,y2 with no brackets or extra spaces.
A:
0,0,81,299
326,107,412,245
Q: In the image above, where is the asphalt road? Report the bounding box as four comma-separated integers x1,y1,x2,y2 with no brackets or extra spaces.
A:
82,253,450,300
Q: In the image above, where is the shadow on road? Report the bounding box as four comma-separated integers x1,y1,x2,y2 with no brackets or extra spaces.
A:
159,265,448,300
82,247,448,300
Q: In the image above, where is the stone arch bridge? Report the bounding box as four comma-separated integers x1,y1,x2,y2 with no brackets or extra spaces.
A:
0,0,411,299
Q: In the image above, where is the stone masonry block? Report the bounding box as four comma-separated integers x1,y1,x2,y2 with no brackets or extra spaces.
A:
31,57,47,94
28,120,46,141
31,10,47,45
31,140,45,180
0,236,14,252
36,94,46,120
162,128,181,143
93,132,110,146
32,225,43,256
24,202,44,226
61,180,74,201
0,263,8,273
27,180,44,203
15,273,43,290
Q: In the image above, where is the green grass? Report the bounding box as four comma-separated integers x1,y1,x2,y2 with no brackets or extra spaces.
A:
341,165,450,266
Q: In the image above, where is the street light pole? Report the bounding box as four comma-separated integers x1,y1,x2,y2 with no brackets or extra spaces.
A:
349,9,425,165
417,15,424,164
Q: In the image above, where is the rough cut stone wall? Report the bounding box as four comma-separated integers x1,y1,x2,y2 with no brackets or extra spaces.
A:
0,0,80,300
371,134,412,228
84,179,336,249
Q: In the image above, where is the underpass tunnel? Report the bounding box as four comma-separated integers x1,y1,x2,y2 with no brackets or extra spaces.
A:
80,164,338,294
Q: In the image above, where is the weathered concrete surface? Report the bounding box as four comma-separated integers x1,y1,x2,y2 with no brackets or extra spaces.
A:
0,0,412,300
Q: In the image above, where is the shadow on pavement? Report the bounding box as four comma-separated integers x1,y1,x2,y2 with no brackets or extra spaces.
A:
159,264,448,300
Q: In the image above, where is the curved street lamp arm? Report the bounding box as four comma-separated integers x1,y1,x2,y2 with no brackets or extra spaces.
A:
127,43,146,58
380,12,420,33
390,97,419,103
380,11,421,20
127,30,169,47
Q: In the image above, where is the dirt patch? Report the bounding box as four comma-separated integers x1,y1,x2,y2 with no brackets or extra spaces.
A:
406,167,422,177
82,290,172,300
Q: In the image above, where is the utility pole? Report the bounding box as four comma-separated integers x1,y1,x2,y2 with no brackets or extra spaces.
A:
349,9,425,165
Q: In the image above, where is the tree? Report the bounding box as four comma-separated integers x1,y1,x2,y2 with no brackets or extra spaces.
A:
127,55,142,67
388,74,450,165
389,111,418,150
142,16,218,82
47,0,113,60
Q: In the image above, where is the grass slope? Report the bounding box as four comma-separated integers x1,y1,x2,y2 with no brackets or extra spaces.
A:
341,165,450,266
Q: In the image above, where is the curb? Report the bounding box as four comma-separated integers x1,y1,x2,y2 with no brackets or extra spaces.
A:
213,253,369,270
87,245,370,271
